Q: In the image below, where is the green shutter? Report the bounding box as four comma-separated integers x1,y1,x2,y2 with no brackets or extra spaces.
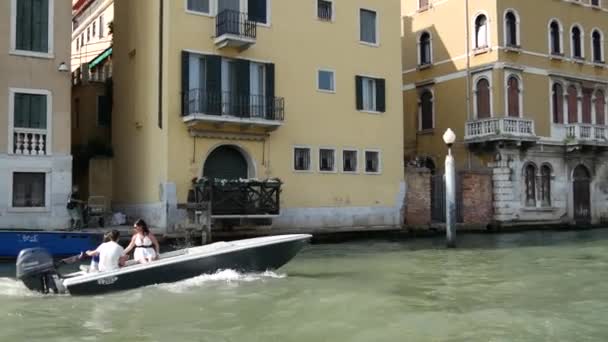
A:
15,0,49,52
376,78,386,112
181,51,190,115
265,63,274,119
355,76,363,110
206,55,222,115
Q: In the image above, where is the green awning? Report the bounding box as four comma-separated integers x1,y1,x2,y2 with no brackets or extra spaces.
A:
89,47,112,69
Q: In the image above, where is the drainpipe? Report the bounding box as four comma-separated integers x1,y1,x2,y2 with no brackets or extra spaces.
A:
465,0,473,170
158,0,164,129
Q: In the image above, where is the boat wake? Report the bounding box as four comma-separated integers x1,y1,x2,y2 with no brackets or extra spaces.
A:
0,277,41,297
156,269,286,293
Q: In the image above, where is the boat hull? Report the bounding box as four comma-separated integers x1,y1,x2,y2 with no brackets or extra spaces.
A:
0,231,103,259
64,235,310,296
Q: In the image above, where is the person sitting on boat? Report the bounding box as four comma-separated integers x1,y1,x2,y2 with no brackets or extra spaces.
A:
123,219,160,263
85,230,128,272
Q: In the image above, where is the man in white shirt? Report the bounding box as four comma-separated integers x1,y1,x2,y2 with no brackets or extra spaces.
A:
86,230,128,272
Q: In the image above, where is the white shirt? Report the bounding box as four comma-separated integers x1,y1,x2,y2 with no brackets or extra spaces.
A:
95,241,124,272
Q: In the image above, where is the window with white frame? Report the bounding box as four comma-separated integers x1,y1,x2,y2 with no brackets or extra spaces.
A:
356,76,386,112
592,29,604,63
504,10,519,47
418,0,429,10
318,70,335,92
571,25,583,59
12,172,46,208
418,31,432,66
549,20,563,55
99,15,104,38
187,0,210,14
317,0,333,21
419,89,434,130
13,0,52,54
506,74,522,117
591,0,600,7
474,76,492,119
319,148,336,172
365,150,380,173
11,91,49,155
294,147,311,171
360,9,377,45
92,21,96,38
342,150,357,172
474,14,489,49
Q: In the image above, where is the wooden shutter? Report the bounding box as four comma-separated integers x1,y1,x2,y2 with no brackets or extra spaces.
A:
596,91,605,125
206,55,222,115
181,51,190,115
376,78,386,112
248,0,267,23
476,79,490,118
355,76,363,110
568,86,578,123
421,91,433,130
507,77,519,117
265,63,275,119
552,84,564,124
582,89,592,124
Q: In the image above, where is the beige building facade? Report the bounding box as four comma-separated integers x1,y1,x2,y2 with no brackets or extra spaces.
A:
403,0,608,225
112,0,405,233
0,0,72,229
71,0,113,72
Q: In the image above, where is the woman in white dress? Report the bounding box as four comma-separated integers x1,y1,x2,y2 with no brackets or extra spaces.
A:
123,219,160,264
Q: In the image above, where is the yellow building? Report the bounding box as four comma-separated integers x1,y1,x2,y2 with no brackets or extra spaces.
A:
112,0,405,233
0,0,72,229
402,0,608,225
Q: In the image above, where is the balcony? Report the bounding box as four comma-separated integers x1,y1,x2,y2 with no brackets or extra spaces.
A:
465,117,537,144
214,10,257,50
182,89,284,130
552,124,608,147
13,128,48,155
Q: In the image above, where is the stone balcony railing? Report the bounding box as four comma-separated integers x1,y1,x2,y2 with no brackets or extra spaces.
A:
13,128,48,155
465,117,536,142
565,124,607,141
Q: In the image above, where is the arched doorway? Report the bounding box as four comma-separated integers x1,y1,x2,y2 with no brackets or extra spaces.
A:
573,165,591,224
203,145,248,181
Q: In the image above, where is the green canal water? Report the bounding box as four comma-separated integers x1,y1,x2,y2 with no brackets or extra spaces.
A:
2,229,608,341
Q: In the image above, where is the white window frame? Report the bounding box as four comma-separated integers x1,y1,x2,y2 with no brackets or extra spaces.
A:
8,88,53,156
504,72,524,118
472,11,490,51
8,169,52,212
417,30,433,66
418,87,435,131
341,148,359,174
472,71,494,119
293,145,313,173
359,7,379,47
318,147,337,173
547,18,564,55
364,149,382,175
549,79,567,126
570,23,585,60
591,28,605,63
503,9,520,48
317,68,336,93
9,0,55,58
315,0,335,22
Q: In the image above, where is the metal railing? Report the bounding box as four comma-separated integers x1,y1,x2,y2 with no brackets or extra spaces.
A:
13,128,48,155
216,10,257,40
465,117,535,140
182,89,285,121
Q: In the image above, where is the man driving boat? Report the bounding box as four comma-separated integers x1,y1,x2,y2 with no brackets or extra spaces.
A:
85,230,128,272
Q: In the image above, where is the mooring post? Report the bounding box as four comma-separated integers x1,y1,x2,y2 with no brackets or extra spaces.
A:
443,128,457,248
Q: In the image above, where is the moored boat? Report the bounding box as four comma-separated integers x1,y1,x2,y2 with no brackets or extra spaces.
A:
16,234,311,296
0,230,103,259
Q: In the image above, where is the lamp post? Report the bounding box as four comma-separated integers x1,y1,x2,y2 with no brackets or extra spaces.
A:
443,128,457,248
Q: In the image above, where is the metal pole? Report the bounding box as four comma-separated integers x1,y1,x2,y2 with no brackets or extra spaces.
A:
445,146,457,248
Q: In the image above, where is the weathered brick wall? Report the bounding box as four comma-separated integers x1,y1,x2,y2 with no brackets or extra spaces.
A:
461,171,493,225
405,167,431,226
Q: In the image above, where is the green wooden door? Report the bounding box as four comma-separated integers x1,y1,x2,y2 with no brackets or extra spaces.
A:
203,146,248,181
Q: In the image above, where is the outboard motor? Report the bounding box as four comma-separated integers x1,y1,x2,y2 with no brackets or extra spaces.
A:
16,248,62,294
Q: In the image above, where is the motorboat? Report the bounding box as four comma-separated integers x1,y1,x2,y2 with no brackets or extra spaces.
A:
16,234,311,296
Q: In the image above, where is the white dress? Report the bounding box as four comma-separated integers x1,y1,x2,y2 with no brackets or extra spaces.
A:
133,234,156,260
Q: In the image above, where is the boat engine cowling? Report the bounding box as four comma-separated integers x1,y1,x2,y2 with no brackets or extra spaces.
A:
16,248,61,294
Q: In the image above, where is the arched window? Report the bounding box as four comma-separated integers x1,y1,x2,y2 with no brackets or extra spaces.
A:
540,165,552,207
475,15,488,49
552,83,564,124
476,78,491,118
572,26,583,59
568,85,579,124
505,11,518,47
596,90,606,125
592,30,603,62
420,90,434,130
583,88,593,124
419,32,432,65
550,21,562,54
507,76,520,117
525,164,537,207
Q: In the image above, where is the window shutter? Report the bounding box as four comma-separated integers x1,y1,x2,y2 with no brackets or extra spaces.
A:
355,76,363,110
181,51,190,115
596,91,605,125
236,59,250,117
248,0,267,23
206,55,222,115
568,86,578,123
376,78,386,112
265,63,275,119
507,77,519,117
582,89,592,124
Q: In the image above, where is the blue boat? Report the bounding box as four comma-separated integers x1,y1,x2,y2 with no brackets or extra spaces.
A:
0,231,103,259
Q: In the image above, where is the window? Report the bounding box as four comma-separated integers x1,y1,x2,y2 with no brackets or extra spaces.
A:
14,0,51,53
552,83,564,124
550,20,562,55
360,9,377,45
342,150,357,173
592,30,604,63
92,22,96,38
80,33,84,47
76,38,79,51
87,27,90,42
540,165,551,207
592,0,600,6
568,85,578,124
418,0,429,10
14,93,47,129
596,90,606,125
583,88,593,124
318,70,335,92
187,0,210,14
365,150,380,174
294,147,311,171
99,15,104,38
248,0,268,24
317,0,333,21
419,89,433,130
507,75,521,117
419,31,432,65
97,95,111,127
524,164,536,207
475,78,491,119
319,148,336,172
505,11,518,47
571,26,583,59
12,172,46,208
356,76,386,112
474,14,488,49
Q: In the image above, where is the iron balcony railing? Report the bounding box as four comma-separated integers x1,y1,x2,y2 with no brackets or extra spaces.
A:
183,89,285,121
216,9,257,40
